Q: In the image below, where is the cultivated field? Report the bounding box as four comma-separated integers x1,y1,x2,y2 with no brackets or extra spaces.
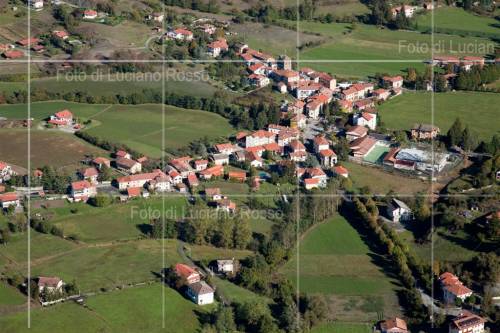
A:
0,101,235,157
378,91,500,141
0,284,210,333
0,130,108,170
281,215,402,322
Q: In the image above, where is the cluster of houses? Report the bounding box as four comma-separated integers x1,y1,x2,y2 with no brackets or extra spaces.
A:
174,263,214,305
377,310,486,333
390,2,435,19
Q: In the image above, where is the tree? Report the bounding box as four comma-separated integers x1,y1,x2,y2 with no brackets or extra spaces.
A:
233,218,251,249
89,194,112,207
0,228,11,244
460,125,476,151
214,305,236,333
447,118,464,147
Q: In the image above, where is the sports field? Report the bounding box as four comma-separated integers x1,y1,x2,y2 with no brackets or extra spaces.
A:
281,215,402,322
0,101,235,157
363,144,391,164
378,91,500,141
0,284,210,333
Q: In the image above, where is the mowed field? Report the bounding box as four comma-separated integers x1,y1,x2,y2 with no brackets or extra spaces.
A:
378,92,500,141
297,21,494,78
0,284,210,333
343,162,430,195
416,7,499,37
0,101,235,157
0,130,108,170
281,215,402,322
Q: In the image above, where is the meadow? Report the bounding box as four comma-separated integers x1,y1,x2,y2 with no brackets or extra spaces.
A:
281,215,402,322
0,101,235,158
0,284,209,333
297,21,494,78
343,162,430,195
378,91,500,141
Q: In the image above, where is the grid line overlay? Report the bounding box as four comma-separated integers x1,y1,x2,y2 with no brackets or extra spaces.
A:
10,0,494,329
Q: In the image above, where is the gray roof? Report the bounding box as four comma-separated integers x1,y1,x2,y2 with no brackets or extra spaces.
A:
392,198,410,211
189,281,214,295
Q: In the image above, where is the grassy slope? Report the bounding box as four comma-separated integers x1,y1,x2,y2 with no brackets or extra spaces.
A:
0,282,25,306
0,101,235,157
282,215,401,322
0,284,209,333
378,92,500,141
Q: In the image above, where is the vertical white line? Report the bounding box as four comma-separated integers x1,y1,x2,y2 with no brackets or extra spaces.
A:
430,0,435,327
161,1,166,329
295,0,301,327
27,1,31,329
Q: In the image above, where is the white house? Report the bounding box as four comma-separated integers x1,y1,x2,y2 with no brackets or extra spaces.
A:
0,161,14,183
207,38,228,57
449,311,486,333
71,180,97,202
387,198,412,223
115,158,142,174
380,317,408,333
216,259,235,274
211,153,229,166
83,9,98,19
439,272,473,305
245,130,275,148
0,192,20,209
38,277,63,293
187,281,214,305
353,112,377,130
28,0,44,9
313,136,330,153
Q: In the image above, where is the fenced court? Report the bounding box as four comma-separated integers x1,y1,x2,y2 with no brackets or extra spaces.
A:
362,143,391,164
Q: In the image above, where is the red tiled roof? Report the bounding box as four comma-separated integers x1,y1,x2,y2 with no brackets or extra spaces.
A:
319,149,336,157
3,50,24,59
127,187,142,197
0,192,18,202
54,109,73,118
71,180,92,190
334,166,348,175
38,276,62,288
175,263,197,279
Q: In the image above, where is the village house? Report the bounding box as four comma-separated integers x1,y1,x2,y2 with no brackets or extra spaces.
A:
167,169,182,184
248,74,270,87
304,178,321,190
217,198,236,213
278,54,292,70
216,259,235,274
349,135,378,159
3,50,24,59
215,143,238,155
149,12,164,22
52,30,69,40
28,0,44,9
295,82,322,99
379,317,408,333
174,263,201,285
187,173,199,188
387,198,413,223
391,5,417,18
117,170,169,191
245,130,275,148
306,94,329,119
272,69,300,85
115,150,131,159
353,98,375,111
167,28,194,41
382,76,404,90
187,281,214,305
207,38,228,57
302,167,328,188
228,171,246,182
318,149,337,168
115,157,142,174
439,272,473,304
341,83,373,101
345,125,368,141
49,109,73,127
193,159,208,171
205,187,222,201
460,56,485,71
211,153,229,166
37,277,64,294
412,123,440,140
17,37,40,47
0,192,20,210
353,112,377,130
333,165,349,178
83,9,98,19
246,151,263,168
0,161,14,183
71,180,97,202
78,167,99,184
313,136,330,153
372,88,391,101
92,157,111,170
199,165,224,180
449,311,486,333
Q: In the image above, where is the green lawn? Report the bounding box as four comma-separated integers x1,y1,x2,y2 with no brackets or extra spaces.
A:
311,322,371,333
281,215,402,322
343,162,429,195
42,197,188,243
0,101,235,157
297,21,493,77
0,282,25,306
213,277,271,304
0,284,209,333
416,7,500,37
378,91,500,141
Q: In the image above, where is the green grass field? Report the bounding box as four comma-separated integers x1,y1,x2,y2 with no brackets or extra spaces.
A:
343,162,429,195
297,21,494,77
416,7,499,37
282,215,402,322
311,322,371,333
0,282,25,306
378,91,500,141
0,101,235,157
0,284,210,333
41,197,188,243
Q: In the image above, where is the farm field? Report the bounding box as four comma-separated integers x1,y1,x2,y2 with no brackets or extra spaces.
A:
416,7,499,37
378,92,500,141
0,130,108,170
0,70,219,98
343,162,430,195
38,197,188,243
297,21,494,77
0,284,209,333
281,215,402,322
0,101,235,157
0,282,25,307
311,322,371,333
